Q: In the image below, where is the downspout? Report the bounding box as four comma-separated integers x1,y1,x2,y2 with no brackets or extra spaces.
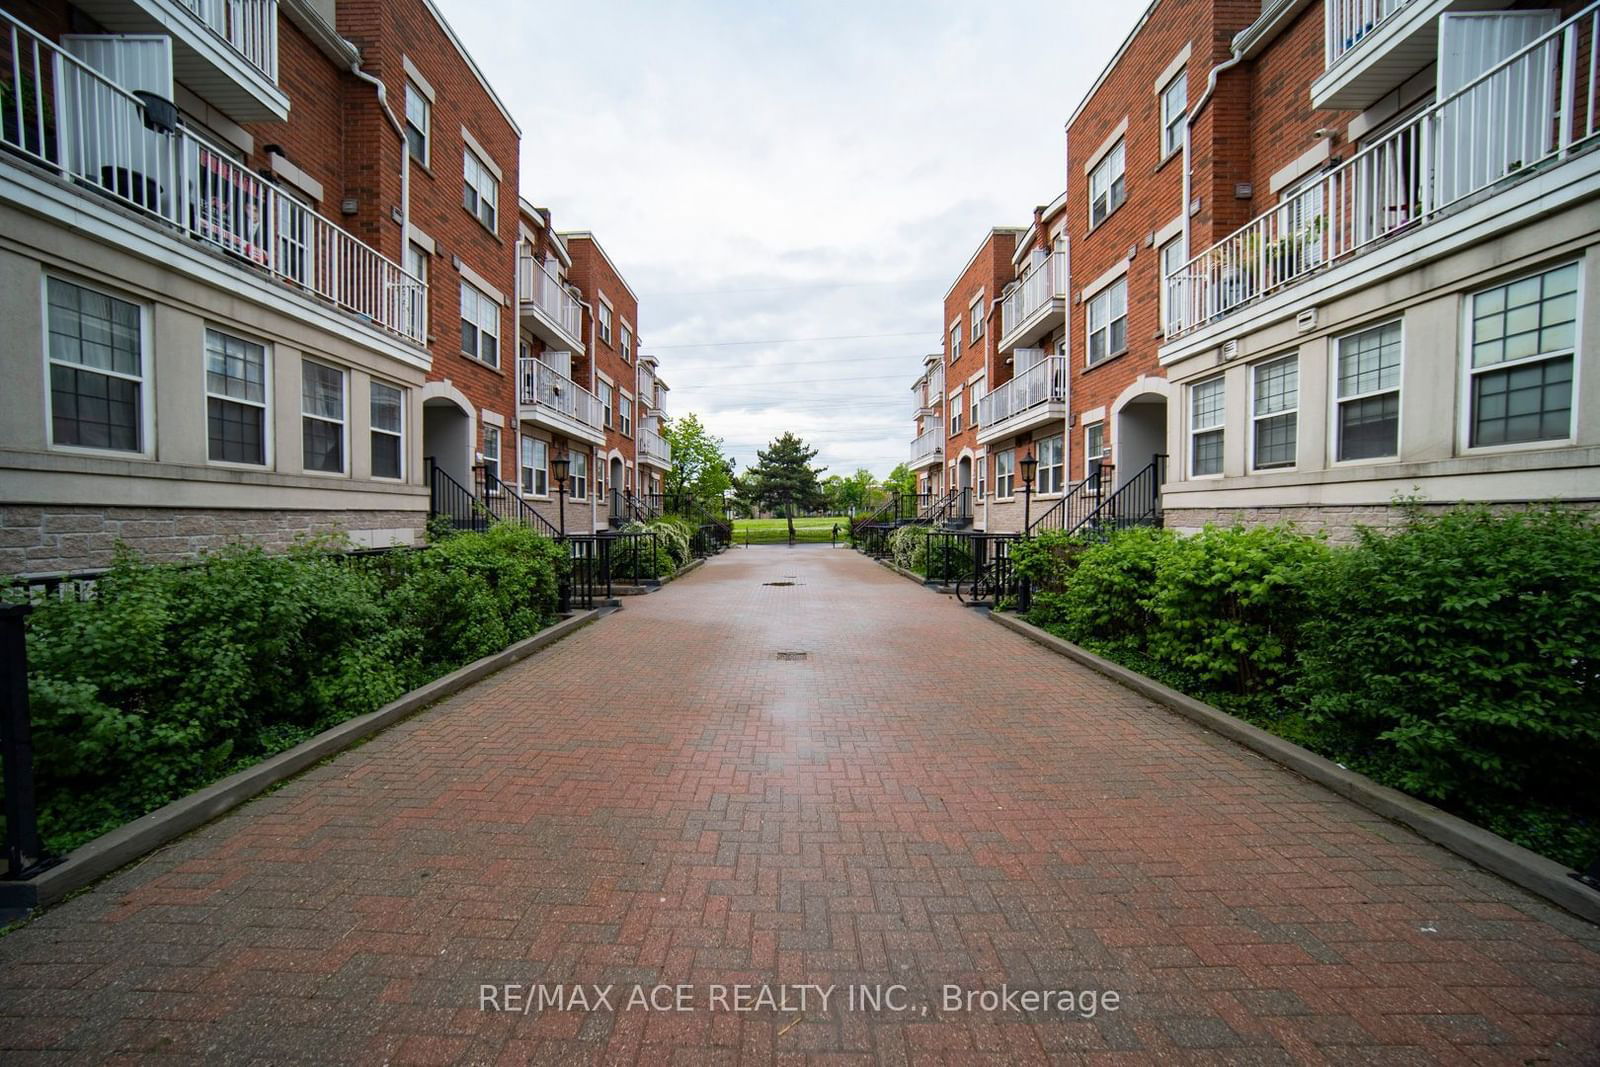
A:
1181,46,1245,263
349,61,410,268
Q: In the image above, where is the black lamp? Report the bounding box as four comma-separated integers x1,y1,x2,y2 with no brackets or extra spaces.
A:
551,454,571,539
1019,450,1039,534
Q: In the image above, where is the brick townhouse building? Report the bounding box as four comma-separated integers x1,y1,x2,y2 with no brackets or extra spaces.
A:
0,0,530,572
564,231,642,525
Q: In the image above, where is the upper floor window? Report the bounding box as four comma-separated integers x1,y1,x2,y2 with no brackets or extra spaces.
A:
405,242,429,285
950,390,963,435
1336,321,1402,461
1251,355,1298,470
1036,434,1064,494
1087,278,1128,366
598,301,613,346
462,147,498,231
620,324,632,362
205,328,268,465
969,297,984,342
620,395,633,437
969,382,981,429
371,381,404,480
1159,236,1186,336
1089,140,1126,227
405,80,429,166
949,323,960,361
45,278,144,453
1161,70,1187,158
301,360,346,474
460,281,499,367
599,381,614,427
1468,263,1578,448
1190,376,1224,477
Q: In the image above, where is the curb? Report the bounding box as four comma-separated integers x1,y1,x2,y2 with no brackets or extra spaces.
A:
0,608,605,911
988,610,1600,927
875,559,957,594
660,556,707,584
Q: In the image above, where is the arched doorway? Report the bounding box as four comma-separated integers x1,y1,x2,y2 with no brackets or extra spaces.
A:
1111,377,1172,490
610,456,625,500
422,387,474,489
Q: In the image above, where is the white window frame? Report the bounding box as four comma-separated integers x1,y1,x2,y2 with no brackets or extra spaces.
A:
1036,434,1064,494
1088,139,1126,228
405,242,429,286
949,388,963,435
204,327,270,468
1332,319,1404,465
598,300,613,347
42,276,151,457
404,79,430,167
460,281,500,368
1461,262,1581,454
1087,277,1128,366
370,380,405,481
620,322,632,362
969,380,981,429
1160,70,1187,159
1189,375,1225,479
520,434,549,496
620,392,633,437
481,424,501,488
1250,354,1299,471
570,451,589,500
969,296,984,342
949,323,960,361
462,146,498,232
1084,421,1109,478
1159,236,1186,336
300,359,347,476
599,380,613,428
994,448,1015,499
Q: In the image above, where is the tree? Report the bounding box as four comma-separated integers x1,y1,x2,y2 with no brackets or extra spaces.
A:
827,468,877,516
743,432,827,541
882,463,917,501
660,413,734,513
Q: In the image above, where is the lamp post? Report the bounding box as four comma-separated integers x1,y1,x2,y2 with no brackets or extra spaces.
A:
551,453,571,540
1019,450,1039,534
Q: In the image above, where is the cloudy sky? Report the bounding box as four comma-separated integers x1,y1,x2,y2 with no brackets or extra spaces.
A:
441,1,1144,478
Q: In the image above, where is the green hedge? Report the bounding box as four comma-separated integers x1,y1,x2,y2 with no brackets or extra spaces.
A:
1013,508,1600,869
16,524,566,854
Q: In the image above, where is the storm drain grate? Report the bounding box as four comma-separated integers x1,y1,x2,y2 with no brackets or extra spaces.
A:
762,581,800,587
775,651,809,661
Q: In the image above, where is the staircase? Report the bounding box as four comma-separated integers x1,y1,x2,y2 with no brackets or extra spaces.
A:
1027,464,1111,536
425,458,561,539
925,488,973,530
1026,456,1166,540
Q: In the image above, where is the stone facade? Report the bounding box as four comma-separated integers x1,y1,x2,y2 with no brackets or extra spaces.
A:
1,507,424,575
1165,500,1600,545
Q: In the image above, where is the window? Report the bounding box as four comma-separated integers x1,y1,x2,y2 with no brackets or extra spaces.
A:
1160,236,1186,336
1085,421,1110,477
1087,278,1128,366
1161,70,1187,158
1468,263,1578,447
404,80,429,166
994,449,1015,497
520,435,547,495
1252,355,1298,469
570,451,589,499
1036,434,1064,494
1190,376,1224,476
970,383,981,429
950,390,963,435
949,324,960,361
1089,139,1126,227
481,425,500,485
460,281,499,367
301,361,345,473
620,324,632,362
1336,321,1402,461
45,278,143,452
620,396,633,437
370,381,403,479
969,297,984,342
405,242,428,285
205,329,267,465
598,301,613,346
462,147,498,231
599,381,613,427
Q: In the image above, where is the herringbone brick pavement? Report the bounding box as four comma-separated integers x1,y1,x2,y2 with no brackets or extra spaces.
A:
1,546,1597,1065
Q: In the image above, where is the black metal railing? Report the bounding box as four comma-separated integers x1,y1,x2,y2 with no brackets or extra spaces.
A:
604,530,663,585
476,467,561,539
427,458,490,532
955,534,1025,608
927,488,972,527
561,535,611,611
1028,463,1113,535
1077,455,1167,540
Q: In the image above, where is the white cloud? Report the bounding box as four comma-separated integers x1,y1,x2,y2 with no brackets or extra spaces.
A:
438,0,1145,476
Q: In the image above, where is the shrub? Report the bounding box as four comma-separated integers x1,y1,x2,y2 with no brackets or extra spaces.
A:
1030,526,1177,650
646,517,693,568
1294,506,1600,865
616,523,678,578
889,524,927,573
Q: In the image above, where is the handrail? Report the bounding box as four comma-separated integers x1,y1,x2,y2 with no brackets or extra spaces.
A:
977,355,1067,429
1028,465,1113,535
910,422,943,465
1169,1,1600,336
477,467,561,539
1325,0,1415,68
517,356,604,432
1000,250,1066,339
1076,455,1167,540
177,0,278,81
0,10,426,344
426,458,489,533
516,253,584,343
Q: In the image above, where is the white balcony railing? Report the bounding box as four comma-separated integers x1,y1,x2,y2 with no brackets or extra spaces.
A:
1325,0,1416,68
0,11,425,343
910,422,944,466
516,254,584,343
178,0,279,81
638,424,672,466
912,364,944,415
977,355,1066,429
1000,251,1066,338
517,356,604,432
1168,1,1600,338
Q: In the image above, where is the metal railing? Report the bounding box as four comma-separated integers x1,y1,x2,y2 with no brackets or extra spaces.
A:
178,0,279,81
516,254,583,342
638,425,672,466
426,458,490,532
1169,1,1600,336
1000,251,1066,339
0,11,426,344
910,422,943,465
913,364,944,414
476,467,561,539
955,534,1024,608
517,357,604,432
1325,0,1415,68
1027,464,1112,535
1076,455,1167,541
926,487,972,527
977,355,1066,429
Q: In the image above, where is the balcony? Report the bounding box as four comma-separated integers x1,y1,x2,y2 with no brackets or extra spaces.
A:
517,356,607,446
0,13,425,344
998,251,1066,353
517,254,585,353
910,422,944,469
912,363,945,416
637,425,672,469
976,355,1067,445
1168,1,1599,338
70,0,287,120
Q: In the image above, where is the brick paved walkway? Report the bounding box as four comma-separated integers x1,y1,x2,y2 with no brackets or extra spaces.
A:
2,546,1598,1065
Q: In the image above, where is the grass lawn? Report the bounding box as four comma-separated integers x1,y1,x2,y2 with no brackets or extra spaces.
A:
733,515,851,544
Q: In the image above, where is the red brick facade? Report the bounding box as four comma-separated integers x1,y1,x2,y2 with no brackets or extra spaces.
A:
943,228,1020,508
565,234,642,503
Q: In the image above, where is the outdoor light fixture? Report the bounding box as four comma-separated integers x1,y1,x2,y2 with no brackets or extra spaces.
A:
1019,450,1039,534
551,454,571,539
